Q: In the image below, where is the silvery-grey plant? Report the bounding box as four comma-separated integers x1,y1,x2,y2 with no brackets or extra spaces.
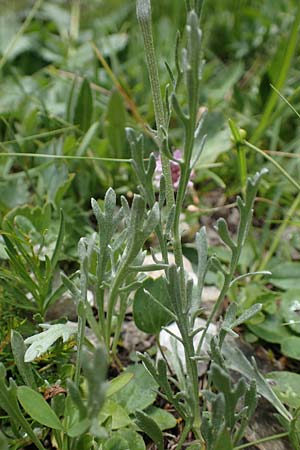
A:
4,1,297,450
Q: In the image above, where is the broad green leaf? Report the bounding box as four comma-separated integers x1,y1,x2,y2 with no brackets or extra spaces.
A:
0,365,45,450
54,173,75,206
109,430,145,450
105,90,128,159
267,371,300,409
135,409,164,450
11,330,36,388
214,427,233,450
280,290,300,334
0,176,30,209
17,386,63,430
74,78,93,132
110,364,158,414
247,314,292,344
99,399,132,429
103,435,129,450
270,262,300,290
24,323,76,362
145,405,177,430
0,430,8,450
133,277,172,334
3,204,51,234
106,372,134,397
281,336,300,360
39,162,72,205
67,417,90,437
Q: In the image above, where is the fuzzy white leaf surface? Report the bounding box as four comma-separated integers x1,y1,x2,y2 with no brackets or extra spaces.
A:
24,322,77,362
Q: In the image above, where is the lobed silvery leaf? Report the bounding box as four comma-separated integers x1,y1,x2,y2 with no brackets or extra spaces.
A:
104,187,117,220
193,227,208,307
190,134,207,168
171,93,188,123
222,343,291,421
24,323,77,362
142,202,160,238
164,204,175,240
121,196,130,226
217,218,236,251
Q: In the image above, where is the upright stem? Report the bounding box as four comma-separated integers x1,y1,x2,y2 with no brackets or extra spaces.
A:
136,0,175,213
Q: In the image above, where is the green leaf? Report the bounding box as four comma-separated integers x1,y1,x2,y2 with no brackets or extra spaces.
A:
231,303,263,328
280,289,300,334
106,372,134,397
103,435,129,450
74,78,93,132
0,430,9,450
67,417,90,437
0,365,45,450
214,427,233,450
281,336,300,360
266,371,300,409
105,90,127,159
50,209,65,271
77,121,100,157
109,430,146,450
99,399,132,429
82,346,107,418
247,314,292,344
110,364,158,414
133,277,173,334
270,262,300,290
17,386,63,430
135,409,164,450
145,405,177,430
11,330,36,388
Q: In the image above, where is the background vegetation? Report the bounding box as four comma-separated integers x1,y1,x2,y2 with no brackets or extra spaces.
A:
1,0,300,448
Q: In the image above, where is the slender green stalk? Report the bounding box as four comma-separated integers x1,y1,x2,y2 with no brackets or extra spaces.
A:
136,0,175,213
270,84,300,120
0,152,132,163
244,141,300,191
251,3,300,143
1,126,77,145
0,0,44,72
234,432,289,449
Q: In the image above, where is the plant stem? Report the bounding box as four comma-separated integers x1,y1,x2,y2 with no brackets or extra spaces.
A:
136,0,175,213
234,432,289,449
